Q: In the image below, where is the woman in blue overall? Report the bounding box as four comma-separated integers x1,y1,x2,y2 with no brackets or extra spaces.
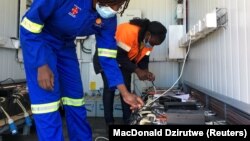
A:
20,0,143,140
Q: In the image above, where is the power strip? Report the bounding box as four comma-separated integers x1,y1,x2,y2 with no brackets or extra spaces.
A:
180,8,227,48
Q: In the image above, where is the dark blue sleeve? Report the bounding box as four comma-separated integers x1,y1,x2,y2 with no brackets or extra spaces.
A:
20,0,59,68
95,16,124,89
116,46,137,73
138,56,150,70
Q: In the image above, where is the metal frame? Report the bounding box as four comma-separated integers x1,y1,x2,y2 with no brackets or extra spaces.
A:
184,80,250,115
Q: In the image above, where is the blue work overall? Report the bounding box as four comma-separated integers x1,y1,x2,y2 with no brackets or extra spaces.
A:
20,0,124,140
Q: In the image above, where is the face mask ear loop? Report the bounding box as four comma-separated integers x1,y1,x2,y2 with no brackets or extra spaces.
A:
147,35,151,43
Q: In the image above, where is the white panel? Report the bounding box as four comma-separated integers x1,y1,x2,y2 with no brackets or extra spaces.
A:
238,0,248,102
0,0,18,39
80,62,103,93
149,62,179,88
0,1,25,80
0,48,25,80
231,0,241,100
247,0,250,103
184,0,250,105
80,63,90,93
225,0,233,98
88,63,103,91
169,25,185,59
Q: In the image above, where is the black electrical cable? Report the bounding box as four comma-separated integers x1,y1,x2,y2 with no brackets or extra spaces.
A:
80,40,91,51
0,78,18,93
15,49,19,62
0,83,29,122
79,38,92,54
0,78,16,85
81,47,91,54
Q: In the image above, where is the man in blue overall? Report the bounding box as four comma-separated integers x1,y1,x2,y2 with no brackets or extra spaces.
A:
20,0,143,140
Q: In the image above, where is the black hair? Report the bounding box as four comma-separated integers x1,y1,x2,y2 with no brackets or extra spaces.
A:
98,0,130,16
129,18,167,44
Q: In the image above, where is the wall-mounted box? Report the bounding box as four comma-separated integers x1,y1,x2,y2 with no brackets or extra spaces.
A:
200,12,217,34
176,4,184,19
169,25,186,59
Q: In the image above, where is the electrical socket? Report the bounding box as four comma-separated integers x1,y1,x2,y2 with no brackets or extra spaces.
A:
194,23,202,38
199,12,217,35
179,34,190,48
188,27,197,41
179,8,223,48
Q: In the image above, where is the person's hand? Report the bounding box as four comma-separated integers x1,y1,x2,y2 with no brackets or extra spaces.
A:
38,64,54,91
122,92,144,111
117,84,144,110
135,68,148,80
146,71,155,81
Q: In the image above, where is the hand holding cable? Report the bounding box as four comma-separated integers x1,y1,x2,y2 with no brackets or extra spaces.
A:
117,84,144,110
146,71,155,81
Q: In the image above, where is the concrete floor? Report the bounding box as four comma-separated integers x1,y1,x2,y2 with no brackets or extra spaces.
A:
1,117,123,141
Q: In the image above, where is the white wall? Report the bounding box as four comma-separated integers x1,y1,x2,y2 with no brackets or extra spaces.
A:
0,0,25,80
0,0,19,38
183,0,250,105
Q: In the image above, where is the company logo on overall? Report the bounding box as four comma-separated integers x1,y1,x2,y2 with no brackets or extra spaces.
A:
94,18,103,28
68,5,81,18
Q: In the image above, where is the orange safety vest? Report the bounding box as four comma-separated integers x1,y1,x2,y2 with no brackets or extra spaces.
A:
115,23,153,64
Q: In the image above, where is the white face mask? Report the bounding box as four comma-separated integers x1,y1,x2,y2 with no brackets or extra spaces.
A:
143,35,153,48
96,3,118,19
